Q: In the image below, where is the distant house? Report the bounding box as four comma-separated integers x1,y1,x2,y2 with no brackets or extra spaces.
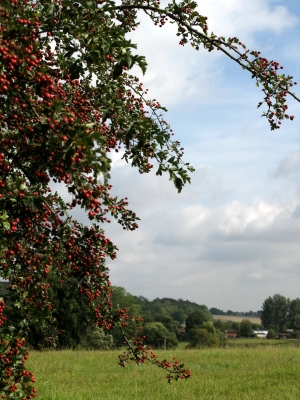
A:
225,329,238,339
177,327,186,340
277,332,292,339
253,330,268,338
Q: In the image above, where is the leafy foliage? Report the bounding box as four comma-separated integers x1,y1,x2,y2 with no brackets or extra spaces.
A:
3,274,100,349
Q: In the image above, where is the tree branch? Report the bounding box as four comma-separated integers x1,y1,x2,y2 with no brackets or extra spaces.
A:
116,4,300,103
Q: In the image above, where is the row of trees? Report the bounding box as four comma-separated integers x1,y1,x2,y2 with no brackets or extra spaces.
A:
213,319,262,338
4,280,299,351
5,281,254,349
2,284,213,349
10,284,300,349
210,308,261,317
110,286,212,333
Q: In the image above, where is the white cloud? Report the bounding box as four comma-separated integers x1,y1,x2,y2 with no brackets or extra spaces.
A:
55,150,299,311
105,159,300,310
197,1,298,40
217,199,285,236
273,149,300,178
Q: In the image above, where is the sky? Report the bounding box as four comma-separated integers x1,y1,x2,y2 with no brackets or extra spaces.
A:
74,0,300,312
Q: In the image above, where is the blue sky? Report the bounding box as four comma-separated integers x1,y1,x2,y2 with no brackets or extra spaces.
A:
74,0,300,312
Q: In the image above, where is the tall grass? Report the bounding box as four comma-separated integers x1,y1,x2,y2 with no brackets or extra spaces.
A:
27,347,300,399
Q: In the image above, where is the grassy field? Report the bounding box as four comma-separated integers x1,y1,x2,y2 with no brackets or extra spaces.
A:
212,315,262,324
27,346,300,399
178,339,300,349
227,338,300,347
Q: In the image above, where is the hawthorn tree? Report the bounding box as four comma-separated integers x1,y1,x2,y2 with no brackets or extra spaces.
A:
0,0,299,397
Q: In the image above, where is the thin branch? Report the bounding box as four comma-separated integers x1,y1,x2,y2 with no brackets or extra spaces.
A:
116,4,300,103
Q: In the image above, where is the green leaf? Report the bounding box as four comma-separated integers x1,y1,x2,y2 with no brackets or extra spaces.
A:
174,177,183,193
113,63,123,80
2,221,10,230
43,2,55,17
102,109,110,123
69,60,84,80
132,55,147,75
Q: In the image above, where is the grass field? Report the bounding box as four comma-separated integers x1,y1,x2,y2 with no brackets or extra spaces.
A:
212,315,262,324
227,338,300,347
178,339,300,349
27,346,300,399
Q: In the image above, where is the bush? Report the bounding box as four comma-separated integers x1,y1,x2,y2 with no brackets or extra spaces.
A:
201,322,216,334
187,328,220,349
81,327,113,350
267,329,276,339
216,330,227,348
142,322,178,349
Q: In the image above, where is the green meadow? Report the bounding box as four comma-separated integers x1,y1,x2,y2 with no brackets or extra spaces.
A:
27,344,300,399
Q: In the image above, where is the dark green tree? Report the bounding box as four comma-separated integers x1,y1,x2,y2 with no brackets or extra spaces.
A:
213,319,226,332
172,309,186,325
156,315,178,335
288,298,300,331
231,322,241,337
4,274,96,349
185,309,212,333
210,308,225,315
261,295,290,331
240,319,253,338
110,286,136,310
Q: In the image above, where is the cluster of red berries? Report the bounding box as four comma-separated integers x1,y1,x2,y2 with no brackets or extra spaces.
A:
0,302,36,398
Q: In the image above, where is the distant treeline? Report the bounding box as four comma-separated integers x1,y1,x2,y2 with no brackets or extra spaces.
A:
110,288,262,323
2,282,215,349
210,307,262,317
110,286,212,326
4,276,300,350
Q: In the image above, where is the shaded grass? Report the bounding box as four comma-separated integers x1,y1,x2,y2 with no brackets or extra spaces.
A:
27,346,300,399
